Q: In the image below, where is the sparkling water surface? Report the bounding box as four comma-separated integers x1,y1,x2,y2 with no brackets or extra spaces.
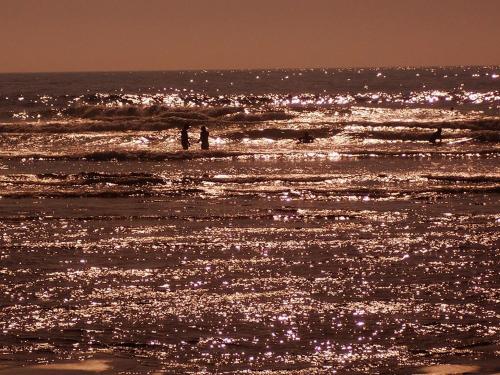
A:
0,67,499,374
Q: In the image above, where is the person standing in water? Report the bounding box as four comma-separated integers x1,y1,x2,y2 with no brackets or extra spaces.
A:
180,124,190,150
429,127,443,144
298,131,315,144
199,126,209,150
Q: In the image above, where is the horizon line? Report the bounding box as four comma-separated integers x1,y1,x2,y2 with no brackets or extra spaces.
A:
1,64,499,75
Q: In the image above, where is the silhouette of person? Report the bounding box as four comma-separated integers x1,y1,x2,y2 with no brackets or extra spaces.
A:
199,126,209,150
181,124,190,150
429,127,443,144
298,132,315,144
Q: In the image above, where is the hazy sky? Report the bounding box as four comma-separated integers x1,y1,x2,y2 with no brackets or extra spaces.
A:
1,0,499,73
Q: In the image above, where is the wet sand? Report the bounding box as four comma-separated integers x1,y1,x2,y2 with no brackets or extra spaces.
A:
0,356,154,374
1,357,499,374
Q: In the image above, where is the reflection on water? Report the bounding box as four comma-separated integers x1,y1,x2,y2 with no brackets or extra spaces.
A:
0,67,499,373
0,173,499,373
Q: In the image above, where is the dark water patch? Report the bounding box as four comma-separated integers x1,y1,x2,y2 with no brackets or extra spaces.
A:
1,149,498,161
423,174,500,183
345,119,500,131
1,184,498,199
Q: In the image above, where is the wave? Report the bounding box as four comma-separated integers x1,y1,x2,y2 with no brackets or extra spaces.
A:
0,189,160,199
0,211,357,222
224,127,336,140
226,185,500,195
0,150,260,161
423,174,500,183
353,129,500,142
10,104,292,122
224,127,499,142
1,184,498,199
209,173,500,185
0,116,498,135
344,119,500,132
63,150,256,161
64,105,216,121
0,110,296,134
223,111,295,122
0,172,166,186
0,119,203,133
1,172,499,201
1,149,498,161
0,172,353,187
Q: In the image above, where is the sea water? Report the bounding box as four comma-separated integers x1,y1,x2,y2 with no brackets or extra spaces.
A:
0,67,499,373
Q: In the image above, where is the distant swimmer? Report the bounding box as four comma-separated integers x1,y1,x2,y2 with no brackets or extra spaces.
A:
429,127,443,144
199,126,209,150
298,132,315,144
180,124,190,150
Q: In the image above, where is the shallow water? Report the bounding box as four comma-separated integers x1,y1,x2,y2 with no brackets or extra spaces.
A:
0,68,499,374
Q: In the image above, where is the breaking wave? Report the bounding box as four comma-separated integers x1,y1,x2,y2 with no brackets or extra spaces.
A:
0,106,298,133
0,116,498,136
0,119,195,133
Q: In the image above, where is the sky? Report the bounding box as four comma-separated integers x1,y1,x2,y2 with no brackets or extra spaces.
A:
0,0,499,73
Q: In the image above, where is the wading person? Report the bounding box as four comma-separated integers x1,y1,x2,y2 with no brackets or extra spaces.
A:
429,127,443,144
180,124,190,150
199,126,209,150
298,131,315,144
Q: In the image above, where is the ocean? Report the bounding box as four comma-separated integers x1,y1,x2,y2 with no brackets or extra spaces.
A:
0,67,499,374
